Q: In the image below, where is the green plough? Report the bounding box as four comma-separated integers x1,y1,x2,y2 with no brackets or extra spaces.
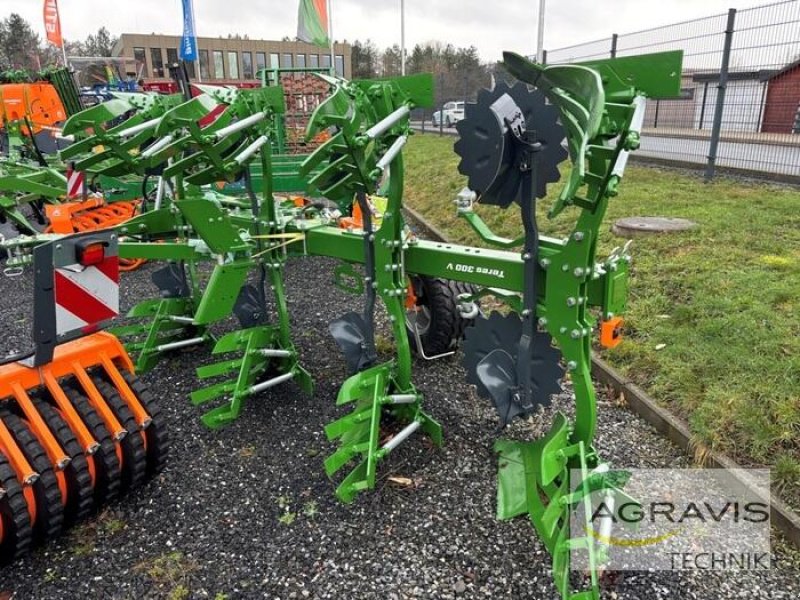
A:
16,48,684,599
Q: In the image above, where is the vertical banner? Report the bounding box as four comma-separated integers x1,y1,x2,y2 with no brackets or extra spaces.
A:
43,0,63,47
180,0,198,62
297,0,330,47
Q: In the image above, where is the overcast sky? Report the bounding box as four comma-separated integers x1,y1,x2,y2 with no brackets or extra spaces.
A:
2,0,771,61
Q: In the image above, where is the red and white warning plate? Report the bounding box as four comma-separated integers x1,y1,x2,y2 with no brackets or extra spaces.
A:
54,255,119,336
66,169,85,199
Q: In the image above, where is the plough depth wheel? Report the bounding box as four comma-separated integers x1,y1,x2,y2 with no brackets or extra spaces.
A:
406,276,477,357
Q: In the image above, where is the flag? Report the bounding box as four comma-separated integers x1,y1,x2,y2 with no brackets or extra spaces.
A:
297,0,330,48
43,0,63,47
180,0,198,62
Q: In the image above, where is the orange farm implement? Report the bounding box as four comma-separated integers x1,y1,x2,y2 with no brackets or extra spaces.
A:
0,230,167,560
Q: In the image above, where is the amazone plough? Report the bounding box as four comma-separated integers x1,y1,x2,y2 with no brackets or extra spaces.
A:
0,48,683,599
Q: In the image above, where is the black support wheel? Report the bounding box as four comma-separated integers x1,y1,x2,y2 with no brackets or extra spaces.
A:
0,411,64,543
61,383,122,506
0,453,33,564
121,372,169,477
32,398,95,524
406,276,477,357
92,375,147,491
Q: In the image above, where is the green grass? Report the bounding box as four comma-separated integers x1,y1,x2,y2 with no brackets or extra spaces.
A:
404,133,800,504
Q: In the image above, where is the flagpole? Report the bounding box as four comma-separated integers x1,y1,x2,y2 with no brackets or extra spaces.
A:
536,0,546,63
192,0,201,81
327,0,334,75
400,0,406,75
59,0,67,68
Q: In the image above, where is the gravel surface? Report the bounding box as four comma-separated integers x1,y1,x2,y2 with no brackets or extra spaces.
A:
0,256,798,599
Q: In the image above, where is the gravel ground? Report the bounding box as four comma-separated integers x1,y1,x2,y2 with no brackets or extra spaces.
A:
0,256,798,599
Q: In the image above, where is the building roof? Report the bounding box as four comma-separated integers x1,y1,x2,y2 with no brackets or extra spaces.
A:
691,69,778,83
766,58,800,80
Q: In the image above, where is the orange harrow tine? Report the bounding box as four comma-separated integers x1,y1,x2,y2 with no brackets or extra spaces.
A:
98,354,152,431
91,208,117,220
42,371,100,455
9,383,71,472
70,364,127,442
0,419,37,486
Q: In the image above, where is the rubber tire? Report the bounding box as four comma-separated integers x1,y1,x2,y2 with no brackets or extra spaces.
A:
407,276,477,357
61,383,122,506
0,453,33,563
92,375,147,491
121,372,169,477
0,411,64,543
32,398,95,523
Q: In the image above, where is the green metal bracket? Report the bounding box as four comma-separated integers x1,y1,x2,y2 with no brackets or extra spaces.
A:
192,325,313,429
111,297,210,373
324,362,442,503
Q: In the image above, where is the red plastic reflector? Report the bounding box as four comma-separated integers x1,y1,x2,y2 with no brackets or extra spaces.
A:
78,243,105,266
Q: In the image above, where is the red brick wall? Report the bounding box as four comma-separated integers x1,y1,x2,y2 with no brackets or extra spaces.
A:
761,65,800,133
280,73,331,153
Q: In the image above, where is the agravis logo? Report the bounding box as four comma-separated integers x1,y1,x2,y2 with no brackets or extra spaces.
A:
569,468,772,572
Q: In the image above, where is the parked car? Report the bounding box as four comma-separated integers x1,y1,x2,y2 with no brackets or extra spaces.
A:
432,101,465,127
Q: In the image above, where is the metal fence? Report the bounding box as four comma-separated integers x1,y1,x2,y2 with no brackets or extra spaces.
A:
545,0,800,182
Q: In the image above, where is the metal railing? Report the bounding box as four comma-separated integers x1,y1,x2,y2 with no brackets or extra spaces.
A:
545,0,800,182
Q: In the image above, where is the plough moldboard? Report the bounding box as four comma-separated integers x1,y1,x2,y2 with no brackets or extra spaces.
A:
0,48,684,599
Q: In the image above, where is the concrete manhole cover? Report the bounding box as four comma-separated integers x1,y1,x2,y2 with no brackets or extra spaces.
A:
612,216,697,237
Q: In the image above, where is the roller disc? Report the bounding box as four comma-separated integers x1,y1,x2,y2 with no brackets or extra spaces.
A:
0,453,33,563
0,411,64,542
92,375,147,491
454,81,567,207
32,398,95,523
462,312,564,419
121,373,169,477
61,383,122,505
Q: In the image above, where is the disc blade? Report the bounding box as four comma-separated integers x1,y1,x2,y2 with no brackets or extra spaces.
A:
463,312,565,422
477,349,526,427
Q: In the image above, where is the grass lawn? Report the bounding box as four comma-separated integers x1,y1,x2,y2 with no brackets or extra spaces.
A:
404,133,800,505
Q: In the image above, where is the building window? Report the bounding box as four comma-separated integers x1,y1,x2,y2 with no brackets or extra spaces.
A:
309,54,319,69
199,49,210,79
213,50,224,79
150,47,163,77
256,52,266,72
296,54,306,70
166,47,179,67
335,54,344,77
281,53,293,69
228,51,239,79
134,47,147,77
242,52,253,79
270,53,279,69
185,61,196,78
321,54,331,69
